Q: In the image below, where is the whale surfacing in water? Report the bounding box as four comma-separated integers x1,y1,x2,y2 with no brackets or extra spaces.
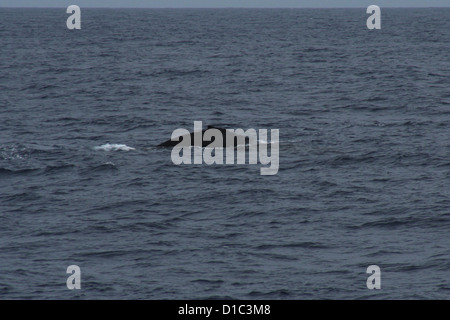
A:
157,122,280,175
157,125,250,148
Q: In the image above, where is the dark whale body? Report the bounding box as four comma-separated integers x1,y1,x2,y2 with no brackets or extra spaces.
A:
157,125,248,148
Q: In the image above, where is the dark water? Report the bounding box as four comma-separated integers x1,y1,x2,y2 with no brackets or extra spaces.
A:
0,8,449,299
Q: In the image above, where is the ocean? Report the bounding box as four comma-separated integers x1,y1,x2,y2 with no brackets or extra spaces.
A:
0,8,449,299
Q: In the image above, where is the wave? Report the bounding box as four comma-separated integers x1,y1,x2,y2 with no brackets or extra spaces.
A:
93,143,135,152
79,162,118,175
0,164,75,177
0,167,38,176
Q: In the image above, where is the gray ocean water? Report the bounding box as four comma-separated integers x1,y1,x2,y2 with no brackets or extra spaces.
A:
0,8,449,299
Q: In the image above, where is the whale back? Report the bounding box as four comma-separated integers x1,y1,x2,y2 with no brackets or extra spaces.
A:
157,126,248,148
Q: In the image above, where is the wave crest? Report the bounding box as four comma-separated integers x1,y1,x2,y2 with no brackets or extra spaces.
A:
94,144,135,152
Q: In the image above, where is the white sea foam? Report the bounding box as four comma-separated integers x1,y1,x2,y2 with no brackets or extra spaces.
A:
94,143,135,152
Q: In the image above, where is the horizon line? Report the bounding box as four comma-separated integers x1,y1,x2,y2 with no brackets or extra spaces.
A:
1,6,450,9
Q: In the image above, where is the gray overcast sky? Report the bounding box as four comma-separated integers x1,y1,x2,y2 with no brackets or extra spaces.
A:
1,1,449,8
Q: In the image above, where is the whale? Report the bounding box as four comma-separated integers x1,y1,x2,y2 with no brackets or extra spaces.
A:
158,122,280,175
157,125,250,148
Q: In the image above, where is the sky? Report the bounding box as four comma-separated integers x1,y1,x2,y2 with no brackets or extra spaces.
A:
0,0,449,8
